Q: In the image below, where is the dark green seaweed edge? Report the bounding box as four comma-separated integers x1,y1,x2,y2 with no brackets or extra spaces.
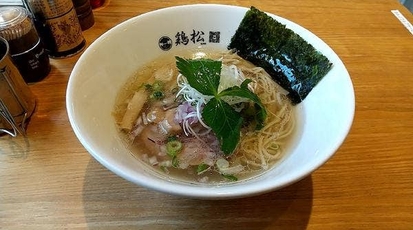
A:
228,6,333,104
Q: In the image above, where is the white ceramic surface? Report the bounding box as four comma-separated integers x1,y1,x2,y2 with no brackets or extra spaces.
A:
66,4,355,199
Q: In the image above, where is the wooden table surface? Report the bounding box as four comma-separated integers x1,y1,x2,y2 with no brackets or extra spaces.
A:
1,0,413,229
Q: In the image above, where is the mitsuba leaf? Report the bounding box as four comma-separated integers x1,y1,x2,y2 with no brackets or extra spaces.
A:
219,79,267,129
175,57,221,96
176,57,267,155
202,98,243,155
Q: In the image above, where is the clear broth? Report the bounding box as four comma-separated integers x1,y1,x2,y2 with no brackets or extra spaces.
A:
113,50,301,184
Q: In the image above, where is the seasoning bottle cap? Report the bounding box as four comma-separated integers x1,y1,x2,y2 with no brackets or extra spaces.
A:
0,7,38,54
0,7,33,41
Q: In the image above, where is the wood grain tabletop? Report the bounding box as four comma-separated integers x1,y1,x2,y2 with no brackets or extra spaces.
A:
1,0,412,229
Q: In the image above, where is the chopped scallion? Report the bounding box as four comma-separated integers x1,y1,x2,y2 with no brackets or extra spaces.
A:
172,156,179,168
166,140,182,157
196,164,210,174
221,174,238,181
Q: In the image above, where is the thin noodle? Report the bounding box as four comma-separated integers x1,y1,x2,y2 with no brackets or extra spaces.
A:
222,52,295,171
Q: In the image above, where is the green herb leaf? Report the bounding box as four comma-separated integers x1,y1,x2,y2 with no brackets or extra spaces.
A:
175,57,221,96
202,98,243,155
175,57,267,155
218,79,267,129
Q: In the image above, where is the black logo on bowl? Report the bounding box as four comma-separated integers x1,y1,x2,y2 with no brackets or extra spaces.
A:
158,36,172,51
158,31,221,50
209,31,220,43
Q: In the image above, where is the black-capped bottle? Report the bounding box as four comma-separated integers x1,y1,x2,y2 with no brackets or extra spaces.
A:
23,0,86,58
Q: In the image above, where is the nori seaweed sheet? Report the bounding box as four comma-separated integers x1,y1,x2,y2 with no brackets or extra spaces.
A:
228,6,332,104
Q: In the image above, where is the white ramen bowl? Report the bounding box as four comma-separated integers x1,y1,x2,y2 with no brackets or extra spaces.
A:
66,4,355,199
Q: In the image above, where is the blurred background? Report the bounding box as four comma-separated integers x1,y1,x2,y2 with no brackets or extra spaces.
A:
1,0,104,9
1,0,412,13
400,0,413,12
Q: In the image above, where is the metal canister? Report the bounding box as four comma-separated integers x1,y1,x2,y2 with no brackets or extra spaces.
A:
0,6,51,83
23,0,86,58
0,37,36,137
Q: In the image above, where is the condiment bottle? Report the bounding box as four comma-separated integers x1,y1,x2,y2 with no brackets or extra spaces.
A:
0,6,50,83
72,0,95,31
23,0,86,58
90,0,105,9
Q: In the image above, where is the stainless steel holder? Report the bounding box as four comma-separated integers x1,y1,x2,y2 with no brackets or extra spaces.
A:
0,98,27,137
